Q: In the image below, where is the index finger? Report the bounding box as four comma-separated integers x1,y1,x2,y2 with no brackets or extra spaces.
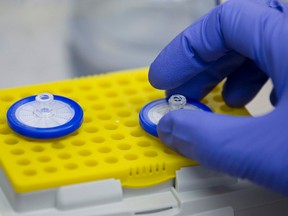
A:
149,0,285,91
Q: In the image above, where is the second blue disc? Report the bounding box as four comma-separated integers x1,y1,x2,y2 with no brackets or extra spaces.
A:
139,95,212,137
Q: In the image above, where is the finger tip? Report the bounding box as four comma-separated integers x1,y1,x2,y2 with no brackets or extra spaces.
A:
148,63,161,89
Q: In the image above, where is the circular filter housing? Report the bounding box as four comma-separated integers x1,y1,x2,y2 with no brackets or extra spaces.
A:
139,95,212,137
7,93,83,139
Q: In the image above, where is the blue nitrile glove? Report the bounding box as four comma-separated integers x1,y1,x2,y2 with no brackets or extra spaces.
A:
149,0,288,195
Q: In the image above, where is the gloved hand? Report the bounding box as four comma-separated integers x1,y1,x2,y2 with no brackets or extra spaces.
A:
149,0,288,195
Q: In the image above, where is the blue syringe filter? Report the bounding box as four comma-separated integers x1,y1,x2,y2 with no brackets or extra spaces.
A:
139,94,212,137
7,93,83,139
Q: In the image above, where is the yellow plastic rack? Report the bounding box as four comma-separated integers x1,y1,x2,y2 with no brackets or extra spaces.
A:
0,68,249,193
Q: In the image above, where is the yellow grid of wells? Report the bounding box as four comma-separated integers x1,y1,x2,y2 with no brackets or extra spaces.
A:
0,68,249,193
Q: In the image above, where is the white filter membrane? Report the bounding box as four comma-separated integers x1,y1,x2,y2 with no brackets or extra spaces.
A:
147,102,202,125
15,97,75,128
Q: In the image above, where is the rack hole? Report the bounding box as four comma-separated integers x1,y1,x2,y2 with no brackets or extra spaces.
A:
98,114,112,120
86,94,98,101
84,127,98,133
23,169,37,176
70,131,79,136
117,143,131,150
78,150,92,156
11,149,24,155
0,128,10,135
85,160,98,167
220,105,233,112
137,141,151,147
131,130,143,137
105,157,118,164
92,104,105,110
106,91,118,98
78,84,92,91
110,100,125,107
31,146,45,152
213,95,223,102
111,134,125,140
71,140,85,146
59,87,73,94
58,153,71,159
51,142,65,149
44,166,57,173
98,147,112,153
38,156,51,162
124,154,138,161
4,138,19,145
144,151,158,158
135,75,147,82
124,88,137,95
17,159,31,166
201,98,209,104
213,85,221,92
84,117,92,123
117,79,130,85
117,110,131,117
91,136,105,143
104,124,118,130
124,120,137,127
65,163,78,170
130,98,144,104
98,81,111,87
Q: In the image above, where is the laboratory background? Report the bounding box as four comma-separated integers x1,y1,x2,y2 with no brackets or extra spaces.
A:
0,0,214,85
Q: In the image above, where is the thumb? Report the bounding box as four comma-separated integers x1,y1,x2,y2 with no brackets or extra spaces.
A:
156,109,273,178
157,104,288,195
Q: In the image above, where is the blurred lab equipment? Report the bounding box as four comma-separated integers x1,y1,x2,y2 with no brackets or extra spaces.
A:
69,0,215,75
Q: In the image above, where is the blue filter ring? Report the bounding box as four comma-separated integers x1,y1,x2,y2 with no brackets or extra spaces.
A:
7,93,83,139
139,95,212,137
